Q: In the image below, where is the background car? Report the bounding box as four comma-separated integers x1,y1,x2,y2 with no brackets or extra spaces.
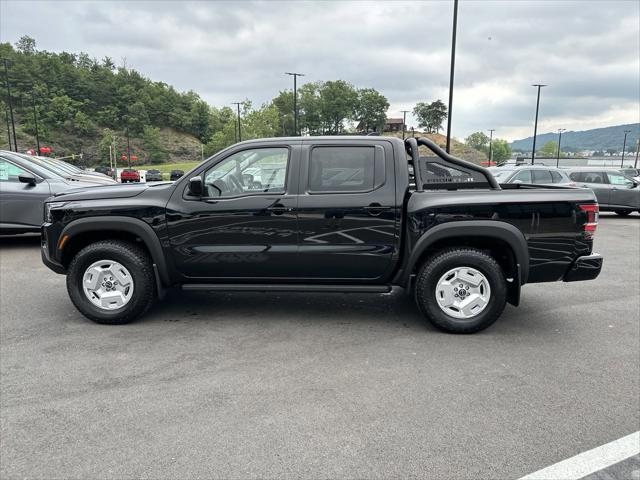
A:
146,169,163,182
565,167,640,215
14,154,117,185
488,166,575,186
120,168,140,183
619,167,640,181
94,165,115,177
170,169,184,181
0,151,99,234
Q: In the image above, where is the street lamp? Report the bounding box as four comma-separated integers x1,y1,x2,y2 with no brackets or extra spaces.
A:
2,58,18,152
4,108,11,151
556,128,566,167
487,129,495,163
621,130,631,167
531,84,547,165
285,72,304,136
401,110,410,140
232,102,243,142
635,138,639,169
445,0,459,154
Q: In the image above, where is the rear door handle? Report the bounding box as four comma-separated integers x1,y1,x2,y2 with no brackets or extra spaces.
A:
364,203,390,216
267,203,290,215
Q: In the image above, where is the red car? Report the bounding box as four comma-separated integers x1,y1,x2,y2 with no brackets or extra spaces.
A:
120,169,140,183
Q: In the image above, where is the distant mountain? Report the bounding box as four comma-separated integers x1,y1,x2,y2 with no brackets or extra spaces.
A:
509,123,640,152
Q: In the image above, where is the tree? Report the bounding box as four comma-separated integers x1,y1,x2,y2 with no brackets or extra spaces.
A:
126,101,150,135
272,90,294,136
465,132,490,153
73,111,96,136
318,80,358,134
97,129,115,163
15,36,36,55
143,126,168,164
491,139,511,163
538,140,558,157
413,100,447,133
354,88,389,132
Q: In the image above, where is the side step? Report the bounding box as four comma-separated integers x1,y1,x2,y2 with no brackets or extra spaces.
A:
181,284,392,293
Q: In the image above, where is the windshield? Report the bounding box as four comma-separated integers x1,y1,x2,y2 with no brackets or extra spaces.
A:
6,153,66,179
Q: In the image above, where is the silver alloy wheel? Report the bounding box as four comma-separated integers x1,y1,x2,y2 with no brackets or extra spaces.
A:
435,267,491,320
82,260,134,310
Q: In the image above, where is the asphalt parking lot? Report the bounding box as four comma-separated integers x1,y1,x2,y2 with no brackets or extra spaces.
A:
1,213,638,479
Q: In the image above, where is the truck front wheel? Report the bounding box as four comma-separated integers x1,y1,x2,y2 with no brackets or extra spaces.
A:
414,248,507,334
66,240,156,325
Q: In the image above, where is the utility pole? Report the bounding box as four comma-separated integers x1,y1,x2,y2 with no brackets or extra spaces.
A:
621,130,631,167
401,110,410,140
126,125,131,168
232,102,242,142
445,0,459,154
635,138,639,169
4,108,11,151
556,128,566,167
30,89,40,156
285,72,305,136
2,58,18,152
531,84,547,165
488,129,495,163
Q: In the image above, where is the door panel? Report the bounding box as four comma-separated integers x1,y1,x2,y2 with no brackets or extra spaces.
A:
295,141,399,281
606,172,640,209
166,144,301,280
0,160,51,229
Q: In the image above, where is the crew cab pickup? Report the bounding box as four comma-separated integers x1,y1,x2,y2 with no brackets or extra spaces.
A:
41,136,603,333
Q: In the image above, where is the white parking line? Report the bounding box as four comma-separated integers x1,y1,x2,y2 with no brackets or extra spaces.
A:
520,431,640,480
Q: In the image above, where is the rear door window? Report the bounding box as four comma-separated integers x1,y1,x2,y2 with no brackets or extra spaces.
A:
550,171,563,183
309,146,380,193
532,169,553,184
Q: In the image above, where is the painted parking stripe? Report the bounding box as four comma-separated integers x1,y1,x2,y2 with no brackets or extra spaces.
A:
520,431,640,480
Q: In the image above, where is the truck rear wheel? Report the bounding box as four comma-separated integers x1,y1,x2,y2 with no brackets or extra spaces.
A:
414,248,507,334
66,240,156,325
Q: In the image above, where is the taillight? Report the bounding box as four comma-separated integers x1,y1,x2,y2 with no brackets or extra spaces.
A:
579,204,599,239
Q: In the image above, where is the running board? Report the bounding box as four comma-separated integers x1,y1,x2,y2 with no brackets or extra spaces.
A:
181,284,392,293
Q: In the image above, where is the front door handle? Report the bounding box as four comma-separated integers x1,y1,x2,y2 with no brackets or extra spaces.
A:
267,203,290,215
364,203,389,216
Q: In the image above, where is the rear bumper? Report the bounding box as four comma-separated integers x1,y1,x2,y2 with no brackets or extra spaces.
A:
563,253,603,282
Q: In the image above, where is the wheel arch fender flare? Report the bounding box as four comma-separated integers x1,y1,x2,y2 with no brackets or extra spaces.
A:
60,216,171,286
397,220,529,287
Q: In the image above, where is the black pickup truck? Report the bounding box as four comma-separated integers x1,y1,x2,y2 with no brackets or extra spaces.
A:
41,136,602,333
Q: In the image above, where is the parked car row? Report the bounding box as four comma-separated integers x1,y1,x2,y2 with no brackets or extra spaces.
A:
489,164,640,215
91,167,184,182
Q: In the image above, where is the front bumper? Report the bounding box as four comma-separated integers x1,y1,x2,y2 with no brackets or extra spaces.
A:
563,253,603,282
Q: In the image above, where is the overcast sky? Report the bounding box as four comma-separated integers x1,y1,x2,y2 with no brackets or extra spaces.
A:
1,0,639,141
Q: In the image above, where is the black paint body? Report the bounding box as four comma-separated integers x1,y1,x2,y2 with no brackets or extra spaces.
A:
41,136,601,295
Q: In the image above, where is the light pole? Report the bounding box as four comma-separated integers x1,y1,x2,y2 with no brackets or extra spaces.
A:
401,110,410,140
621,130,631,167
556,128,566,167
635,138,639,169
285,72,304,136
2,58,18,152
531,84,547,164
445,0,459,154
4,108,11,151
125,125,131,168
232,102,242,142
30,89,40,156
487,129,495,164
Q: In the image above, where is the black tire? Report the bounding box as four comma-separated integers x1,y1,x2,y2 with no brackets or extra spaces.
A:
414,248,507,334
615,210,632,216
66,240,156,325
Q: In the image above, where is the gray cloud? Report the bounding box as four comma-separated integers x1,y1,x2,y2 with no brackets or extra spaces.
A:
1,0,638,140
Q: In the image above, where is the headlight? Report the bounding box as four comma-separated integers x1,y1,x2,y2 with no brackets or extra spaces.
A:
44,201,67,223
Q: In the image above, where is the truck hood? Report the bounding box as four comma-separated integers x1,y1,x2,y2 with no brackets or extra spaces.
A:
53,182,173,201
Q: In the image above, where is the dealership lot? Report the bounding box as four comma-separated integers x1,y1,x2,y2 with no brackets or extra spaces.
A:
1,214,638,479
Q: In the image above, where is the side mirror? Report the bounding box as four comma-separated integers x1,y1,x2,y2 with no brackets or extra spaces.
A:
188,176,203,197
513,179,523,184
18,173,37,186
